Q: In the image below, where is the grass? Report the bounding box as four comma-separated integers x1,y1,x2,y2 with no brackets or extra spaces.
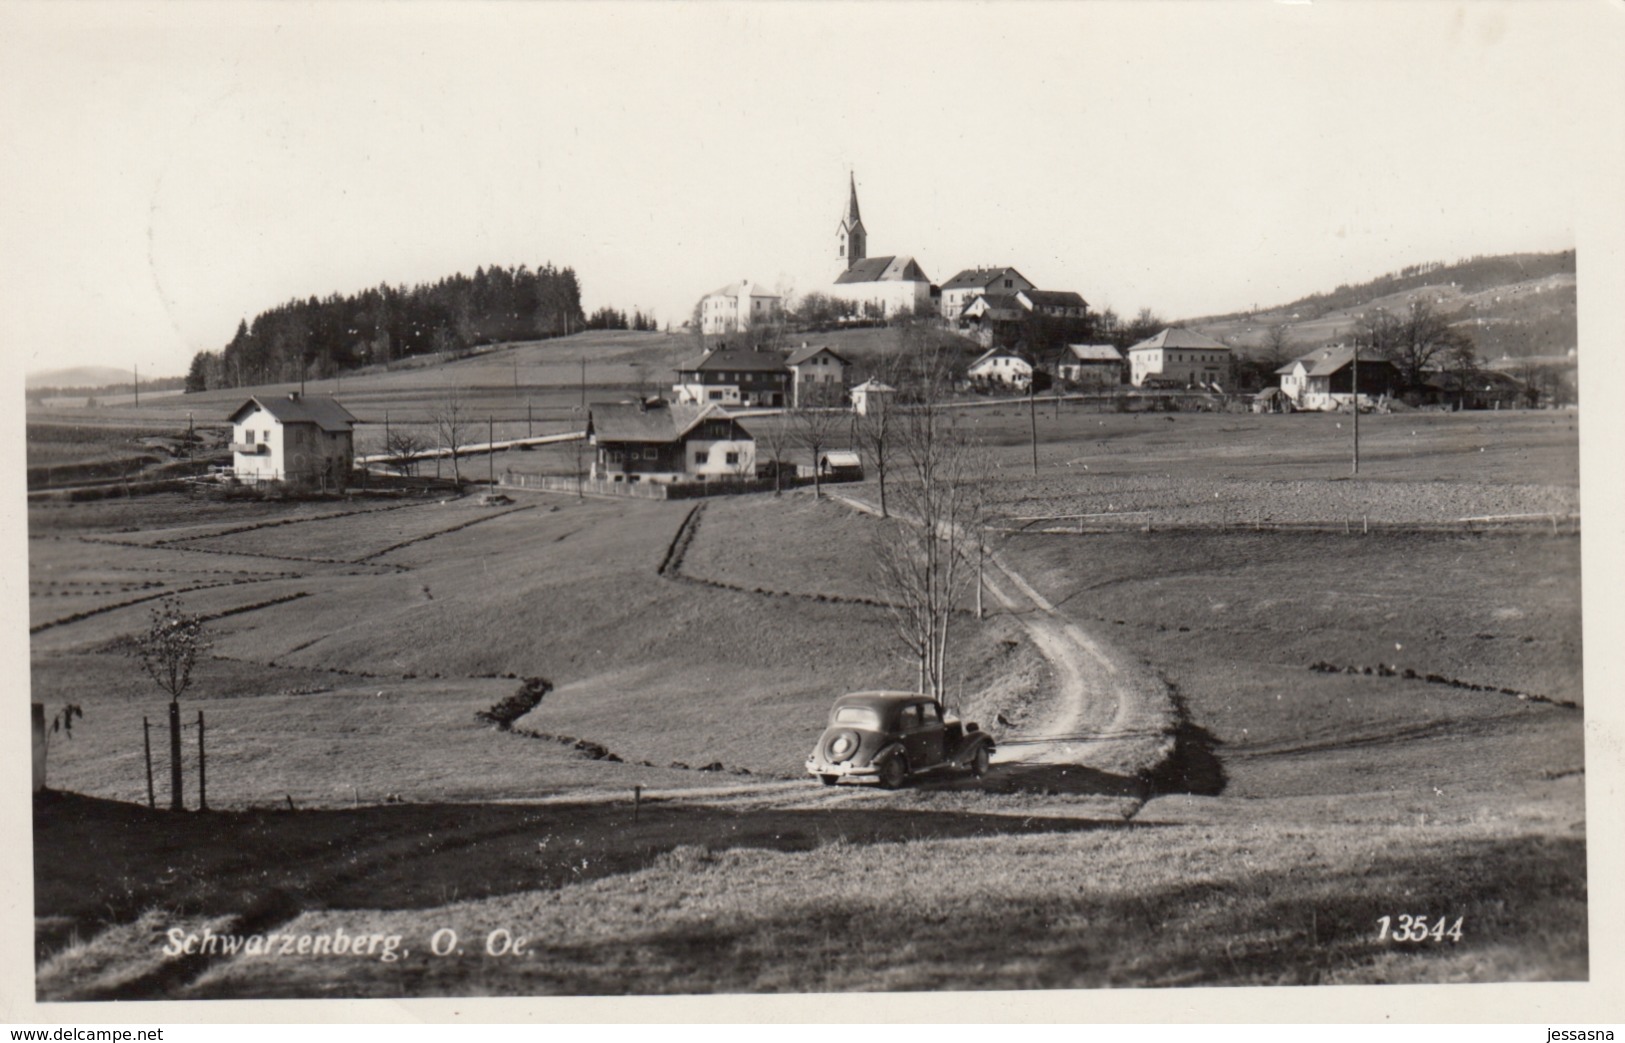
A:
33,789,1585,998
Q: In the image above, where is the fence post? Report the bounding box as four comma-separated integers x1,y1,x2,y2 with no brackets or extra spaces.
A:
197,709,207,811
168,700,183,811
143,716,155,810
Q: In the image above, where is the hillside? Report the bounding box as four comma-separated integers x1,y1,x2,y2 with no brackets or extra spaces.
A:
26,366,140,391
1185,250,1576,361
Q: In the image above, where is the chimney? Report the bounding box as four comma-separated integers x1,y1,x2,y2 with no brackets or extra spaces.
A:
288,391,300,401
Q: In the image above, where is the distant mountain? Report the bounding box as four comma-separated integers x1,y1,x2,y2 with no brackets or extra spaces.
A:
1186,250,1576,361
26,366,137,391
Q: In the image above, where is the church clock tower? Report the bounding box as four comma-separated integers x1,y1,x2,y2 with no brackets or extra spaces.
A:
837,172,867,271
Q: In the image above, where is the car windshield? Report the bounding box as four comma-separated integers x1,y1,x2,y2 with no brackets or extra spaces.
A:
833,706,882,729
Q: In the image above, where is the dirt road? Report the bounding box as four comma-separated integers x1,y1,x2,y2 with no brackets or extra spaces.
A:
826,492,1176,781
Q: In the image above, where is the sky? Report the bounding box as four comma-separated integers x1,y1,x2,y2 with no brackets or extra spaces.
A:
0,1,1617,379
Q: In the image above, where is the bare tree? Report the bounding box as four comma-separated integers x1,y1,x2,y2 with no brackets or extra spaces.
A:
1363,298,1472,390
384,428,429,477
430,385,471,486
757,415,795,495
789,406,847,499
870,341,989,701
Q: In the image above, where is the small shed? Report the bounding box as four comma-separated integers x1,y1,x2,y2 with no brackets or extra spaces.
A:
818,451,864,480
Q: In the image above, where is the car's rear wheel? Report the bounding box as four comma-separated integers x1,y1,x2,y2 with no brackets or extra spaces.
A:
818,774,839,787
971,746,990,778
878,754,908,790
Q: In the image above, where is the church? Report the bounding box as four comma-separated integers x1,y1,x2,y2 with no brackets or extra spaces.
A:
827,174,934,319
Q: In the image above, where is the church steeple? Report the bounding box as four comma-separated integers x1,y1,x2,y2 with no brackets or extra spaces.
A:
838,172,867,271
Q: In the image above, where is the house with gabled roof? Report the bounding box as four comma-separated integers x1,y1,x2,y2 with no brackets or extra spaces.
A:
672,346,791,408
228,392,356,487
967,346,1042,390
1017,289,1089,320
784,343,852,408
939,266,1034,320
1056,344,1125,387
699,279,782,336
1276,344,1401,410
586,399,756,484
1127,328,1232,389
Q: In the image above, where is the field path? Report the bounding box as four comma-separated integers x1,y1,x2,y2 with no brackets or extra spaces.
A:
826,492,1176,781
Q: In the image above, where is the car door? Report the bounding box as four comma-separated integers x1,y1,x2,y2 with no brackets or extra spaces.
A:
903,700,947,769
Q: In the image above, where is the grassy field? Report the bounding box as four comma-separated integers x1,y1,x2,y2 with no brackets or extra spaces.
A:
27,369,1586,997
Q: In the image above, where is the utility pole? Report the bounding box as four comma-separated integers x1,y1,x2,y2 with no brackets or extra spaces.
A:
1351,339,1361,475
488,416,495,487
527,397,533,438
579,356,586,410
1028,374,1039,477
133,365,139,408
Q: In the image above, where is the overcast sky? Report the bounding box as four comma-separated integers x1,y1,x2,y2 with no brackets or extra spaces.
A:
0,1,1616,378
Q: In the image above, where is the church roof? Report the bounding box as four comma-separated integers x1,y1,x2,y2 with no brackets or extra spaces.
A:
843,173,863,228
1126,327,1230,353
835,255,931,285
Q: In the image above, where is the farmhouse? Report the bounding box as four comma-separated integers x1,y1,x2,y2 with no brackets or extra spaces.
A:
1017,289,1089,320
1056,343,1125,387
1419,369,1527,410
672,346,791,408
830,175,934,318
939,266,1034,320
1276,345,1401,411
967,347,1040,389
1126,328,1232,388
785,343,852,408
699,280,782,336
228,392,356,487
586,400,755,484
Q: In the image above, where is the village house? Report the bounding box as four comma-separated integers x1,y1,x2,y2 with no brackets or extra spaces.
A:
785,343,852,408
1126,327,1233,389
1419,369,1527,410
699,280,782,336
967,346,1041,390
939,266,1034,321
829,175,935,318
228,392,356,487
1276,344,1402,410
1017,289,1089,320
1056,343,1125,387
849,377,896,417
672,346,791,408
586,399,756,484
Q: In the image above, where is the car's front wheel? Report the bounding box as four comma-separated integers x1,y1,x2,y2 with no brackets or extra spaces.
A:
878,754,908,790
971,746,990,778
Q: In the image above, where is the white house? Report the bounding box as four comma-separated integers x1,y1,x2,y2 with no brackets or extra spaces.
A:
849,377,896,417
700,280,782,336
785,343,852,408
967,347,1037,389
1276,345,1403,411
587,400,756,484
1126,328,1232,388
939,267,1034,320
228,392,356,487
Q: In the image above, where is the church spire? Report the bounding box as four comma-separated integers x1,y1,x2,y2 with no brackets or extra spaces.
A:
838,171,867,271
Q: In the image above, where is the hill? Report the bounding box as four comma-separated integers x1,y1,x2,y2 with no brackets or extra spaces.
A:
26,366,140,391
1185,250,1576,361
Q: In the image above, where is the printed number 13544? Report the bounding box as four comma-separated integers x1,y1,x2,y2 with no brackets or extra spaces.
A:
1377,914,1463,942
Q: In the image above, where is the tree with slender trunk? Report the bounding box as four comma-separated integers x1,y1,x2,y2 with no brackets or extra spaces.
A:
789,406,846,499
130,597,209,811
430,385,471,487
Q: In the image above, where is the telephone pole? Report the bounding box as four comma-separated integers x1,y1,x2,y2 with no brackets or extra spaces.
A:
1351,340,1361,475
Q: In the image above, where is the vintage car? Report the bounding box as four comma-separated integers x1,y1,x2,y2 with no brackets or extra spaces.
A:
806,691,996,788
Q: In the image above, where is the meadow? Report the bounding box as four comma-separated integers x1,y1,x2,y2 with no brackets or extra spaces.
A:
26,330,1586,998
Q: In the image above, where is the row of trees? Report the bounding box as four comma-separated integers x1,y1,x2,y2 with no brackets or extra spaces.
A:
585,306,659,332
186,264,591,393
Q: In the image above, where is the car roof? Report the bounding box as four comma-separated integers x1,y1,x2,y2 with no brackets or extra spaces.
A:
833,691,931,709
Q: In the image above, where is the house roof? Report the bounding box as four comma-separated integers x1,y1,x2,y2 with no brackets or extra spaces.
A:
842,173,863,228
942,267,1029,291
228,393,356,432
821,451,862,469
784,344,850,367
964,294,1026,320
850,378,896,393
587,401,749,444
706,280,779,300
1286,345,1399,377
1064,344,1123,362
1022,289,1088,310
678,346,790,374
969,347,1034,369
1126,327,1230,353
835,255,931,285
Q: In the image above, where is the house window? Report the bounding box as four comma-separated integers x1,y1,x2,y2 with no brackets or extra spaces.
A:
708,390,723,401
694,449,709,465
643,448,657,460
725,451,740,465
1004,279,1012,288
